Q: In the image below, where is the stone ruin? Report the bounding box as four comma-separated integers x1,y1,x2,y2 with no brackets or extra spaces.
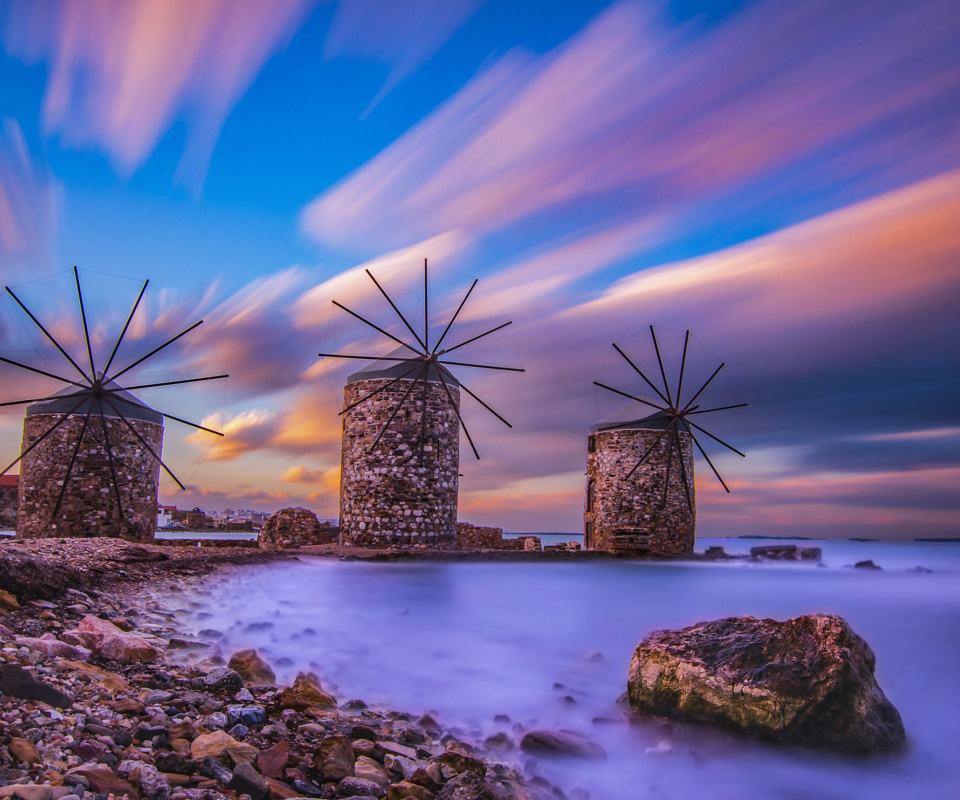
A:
16,386,162,541
339,358,460,549
584,409,695,556
258,507,338,549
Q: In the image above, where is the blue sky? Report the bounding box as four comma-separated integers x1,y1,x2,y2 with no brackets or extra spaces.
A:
1,0,959,537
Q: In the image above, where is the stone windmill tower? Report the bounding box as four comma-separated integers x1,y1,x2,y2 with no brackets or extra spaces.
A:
586,327,746,556
0,268,227,541
321,260,523,548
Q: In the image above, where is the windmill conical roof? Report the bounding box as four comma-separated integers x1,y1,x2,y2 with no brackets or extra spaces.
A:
26,377,163,425
589,405,690,434
346,347,459,387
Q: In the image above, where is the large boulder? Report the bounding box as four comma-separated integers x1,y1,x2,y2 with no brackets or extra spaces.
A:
627,614,905,754
228,649,277,686
259,507,337,549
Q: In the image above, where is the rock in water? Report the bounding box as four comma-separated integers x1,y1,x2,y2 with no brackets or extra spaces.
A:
259,507,337,548
228,649,277,686
627,614,906,754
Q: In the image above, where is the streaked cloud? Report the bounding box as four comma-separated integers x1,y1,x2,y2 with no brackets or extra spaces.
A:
281,464,327,484
3,0,314,189
325,0,484,110
0,119,58,273
302,0,960,264
188,408,279,461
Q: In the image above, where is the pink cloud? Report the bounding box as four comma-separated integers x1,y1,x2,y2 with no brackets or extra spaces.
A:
4,0,314,189
302,0,960,256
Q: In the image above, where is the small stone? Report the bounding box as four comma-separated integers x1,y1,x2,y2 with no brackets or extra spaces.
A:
228,650,277,686
519,730,606,760
116,698,147,715
73,767,140,799
353,757,390,790
203,668,244,693
199,757,233,785
191,729,257,764
0,588,19,612
312,735,355,780
276,672,336,711
256,740,290,779
9,736,41,765
228,762,268,800
337,777,385,799
3,786,53,800
385,782,433,800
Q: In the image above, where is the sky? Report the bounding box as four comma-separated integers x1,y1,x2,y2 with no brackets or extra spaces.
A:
0,0,958,539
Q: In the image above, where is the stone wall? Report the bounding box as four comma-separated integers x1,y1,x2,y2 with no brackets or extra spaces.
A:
0,476,17,528
17,413,162,541
339,377,459,547
456,522,505,549
259,506,338,549
584,427,695,556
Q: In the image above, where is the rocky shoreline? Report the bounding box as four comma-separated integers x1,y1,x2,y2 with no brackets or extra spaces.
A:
0,539,575,800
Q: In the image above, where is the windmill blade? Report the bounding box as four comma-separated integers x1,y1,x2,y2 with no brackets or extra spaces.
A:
686,402,748,415
458,380,512,428
0,394,89,476
340,363,422,416
366,269,427,351
108,320,203,382
438,370,479,460
686,418,746,457
649,326,674,408
625,426,669,479
433,278,477,353
53,407,94,517
675,330,690,409
118,374,229,392
423,258,429,353
74,267,96,378
437,321,513,357
612,343,670,407
319,353,415,363
440,359,524,372
97,410,126,522
593,381,666,413
331,300,422,357
691,430,731,493
660,422,675,508
681,362,725,413
103,279,148,377
5,286,91,383
101,387,224,436
0,389,88,408
102,394,186,490
0,355,87,389
672,425,694,512
368,365,426,453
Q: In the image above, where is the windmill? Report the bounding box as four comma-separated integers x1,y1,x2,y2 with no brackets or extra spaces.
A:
585,326,746,555
320,259,523,548
0,268,226,541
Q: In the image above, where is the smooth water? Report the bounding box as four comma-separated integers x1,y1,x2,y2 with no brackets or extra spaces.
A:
174,539,960,800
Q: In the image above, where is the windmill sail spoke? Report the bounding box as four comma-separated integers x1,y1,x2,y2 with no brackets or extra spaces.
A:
0,395,89,476
100,388,223,436
673,425,694,512
102,395,185,490
366,269,426,351
5,286,91,383
593,381,666,413
332,301,421,356
103,279,148,377
676,330,689,409
368,365,426,453
319,353,415,362
97,411,126,521
340,364,422,416
438,321,512,357
74,267,96,378
53,407,93,517
625,427,669,479
682,362,725,413
109,320,203,382
0,355,87,389
0,389,88,408
438,371,479,460
423,258,429,353
649,326,673,408
612,344,670,406
440,359,524,372
691,430,730,493
119,374,229,392
433,279,477,353
686,403,748,415
458,381,512,428
687,419,745,457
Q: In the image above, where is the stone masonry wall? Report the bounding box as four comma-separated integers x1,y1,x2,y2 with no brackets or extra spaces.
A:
17,413,162,541
584,428,695,556
259,506,338,549
456,522,505,549
340,377,459,547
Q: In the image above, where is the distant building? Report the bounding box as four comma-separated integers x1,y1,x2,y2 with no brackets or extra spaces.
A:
157,504,176,528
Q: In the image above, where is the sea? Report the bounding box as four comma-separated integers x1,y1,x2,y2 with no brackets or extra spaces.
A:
163,537,960,800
